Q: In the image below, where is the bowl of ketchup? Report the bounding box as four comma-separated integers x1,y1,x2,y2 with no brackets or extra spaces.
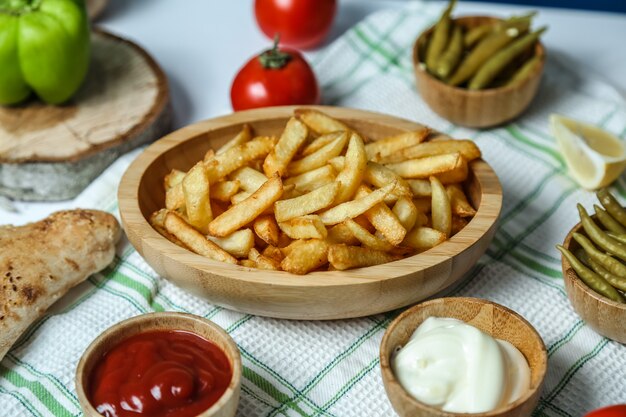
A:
76,312,241,417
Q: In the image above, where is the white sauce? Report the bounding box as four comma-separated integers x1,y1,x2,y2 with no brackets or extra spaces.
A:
391,317,531,413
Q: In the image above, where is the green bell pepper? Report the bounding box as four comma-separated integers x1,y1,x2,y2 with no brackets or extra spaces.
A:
0,0,90,105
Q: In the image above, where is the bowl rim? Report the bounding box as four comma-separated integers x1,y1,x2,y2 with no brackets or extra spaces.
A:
75,312,242,416
561,220,626,310
413,15,546,97
118,105,503,288
379,296,548,416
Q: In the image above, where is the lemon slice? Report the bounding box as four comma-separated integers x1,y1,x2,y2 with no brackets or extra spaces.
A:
550,114,626,190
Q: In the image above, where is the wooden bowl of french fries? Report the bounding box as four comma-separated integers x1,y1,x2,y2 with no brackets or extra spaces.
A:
413,15,545,128
118,106,502,320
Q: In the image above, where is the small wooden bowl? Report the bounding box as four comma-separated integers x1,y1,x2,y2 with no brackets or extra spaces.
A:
380,297,547,417
76,312,242,417
413,16,545,128
118,106,503,320
561,221,626,343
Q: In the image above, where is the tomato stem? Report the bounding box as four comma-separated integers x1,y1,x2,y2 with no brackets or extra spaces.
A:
258,34,292,70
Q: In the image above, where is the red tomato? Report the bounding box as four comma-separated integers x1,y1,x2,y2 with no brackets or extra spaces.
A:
585,405,626,417
255,0,337,49
230,40,320,111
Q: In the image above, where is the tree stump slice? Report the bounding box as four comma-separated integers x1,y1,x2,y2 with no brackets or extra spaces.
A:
0,29,171,201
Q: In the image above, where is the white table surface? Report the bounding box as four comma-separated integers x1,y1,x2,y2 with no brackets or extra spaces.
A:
3,0,626,224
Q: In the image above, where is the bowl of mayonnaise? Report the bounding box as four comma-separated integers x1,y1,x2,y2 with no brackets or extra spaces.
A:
379,297,547,417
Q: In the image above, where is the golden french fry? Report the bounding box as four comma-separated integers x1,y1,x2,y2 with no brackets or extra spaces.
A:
164,212,237,264
206,228,254,258
436,156,468,184
406,179,431,197
216,124,252,155
165,182,185,211
451,215,469,236
278,215,328,239
328,244,399,270
240,259,257,268
203,149,215,163
230,191,251,205
287,132,348,176
183,161,212,233
262,245,285,263
263,117,309,177
249,248,281,270
356,186,406,246
430,176,451,237
150,209,185,246
206,135,276,183
385,152,462,179
402,227,447,251
319,182,396,225
164,169,185,190
327,156,345,172
284,164,336,194
378,139,481,164
343,219,394,251
327,223,360,245
209,174,283,237
446,184,476,217
302,132,344,156
230,166,268,193
334,132,367,203
253,214,280,246
364,161,413,203
392,197,419,232
366,128,429,160
295,108,349,135
210,180,240,202
274,182,340,222
281,239,329,275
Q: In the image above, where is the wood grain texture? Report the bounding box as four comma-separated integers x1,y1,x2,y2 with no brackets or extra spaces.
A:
118,106,503,320
380,297,547,417
75,312,241,417
562,221,626,344
0,29,171,201
413,16,545,128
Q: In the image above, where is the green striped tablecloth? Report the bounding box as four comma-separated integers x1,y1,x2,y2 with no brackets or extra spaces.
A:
2,2,626,416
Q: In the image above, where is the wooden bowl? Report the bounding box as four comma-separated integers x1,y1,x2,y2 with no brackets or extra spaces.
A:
561,221,626,343
76,312,241,417
118,105,503,320
413,16,545,128
380,297,547,417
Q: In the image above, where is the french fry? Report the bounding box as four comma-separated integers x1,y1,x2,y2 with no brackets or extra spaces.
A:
150,209,185,246
203,149,215,163
164,169,185,190
206,229,254,258
274,182,340,222
210,180,240,202
240,259,256,268
407,179,431,197
209,174,283,237
263,117,309,177
342,219,394,251
356,186,406,246
253,214,280,246
446,184,476,217
327,156,345,172
206,135,276,183
319,182,396,225
183,161,212,233
436,156,468,184
392,197,419,232
328,244,399,270
230,191,251,205
364,161,413,203
216,124,252,155
302,132,344,156
385,152,462,179
249,248,281,270
377,139,481,164
451,215,469,236
295,108,349,135
334,132,367,203
165,182,185,211
230,167,268,193
278,215,328,239
327,223,360,245
262,245,285,263
287,131,348,176
281,239,329,275
366,128,429,160
164,212,237,264
430,176,451,237
402,227,447,251
284,164,336,194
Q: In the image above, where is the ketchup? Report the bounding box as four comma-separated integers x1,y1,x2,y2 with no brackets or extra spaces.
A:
89,330,232,417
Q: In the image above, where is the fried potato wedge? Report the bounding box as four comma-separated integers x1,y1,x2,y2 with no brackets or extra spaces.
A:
328,244,399,270
295,108,349,135
334,132,367,204
274,182,340,222
253,214,280,246
206,228,254,258
216,124,252,155
385,152,462,179
364,161,413,203
164,212,237,264
230,167,268,193
165,182,185,211
319,182,396,225
366,128,429,160
209,174,283,237
240,259,257,268
392,197,419,232
302,132,344,156
264,117,309,177
164,169,185,190
278,215,328,239
343,219,394,251
284,164,336,194
436,156,468,184
210,180,240,202
281,239,329,275
451,215,469,236
328,156,345,172
183,161,212,233
378,139,481,164
206,135,276,183
287,131,348,176
249,247,281,270
430,176,452,237
356,186,406,246
262,245,285,263
446,184,476,217
150,209,185,246
327,223,360,245
402,227,447,251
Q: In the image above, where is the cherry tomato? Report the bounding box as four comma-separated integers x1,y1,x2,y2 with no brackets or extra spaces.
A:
230,38,320,111
584,405,626,417
254,0,337,50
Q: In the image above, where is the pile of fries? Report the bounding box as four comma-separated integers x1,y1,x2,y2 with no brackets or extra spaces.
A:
150,109,481,275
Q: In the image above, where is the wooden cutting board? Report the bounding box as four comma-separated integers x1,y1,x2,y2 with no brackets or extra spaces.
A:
0,29,171,201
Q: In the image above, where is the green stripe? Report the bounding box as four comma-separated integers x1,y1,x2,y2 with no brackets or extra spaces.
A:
243,367,313,417
505,125,565,168
547,321,585,356
0,365,74,417
107,268,164,312
241,384,275,409
88,274,147,313
0,385,43,417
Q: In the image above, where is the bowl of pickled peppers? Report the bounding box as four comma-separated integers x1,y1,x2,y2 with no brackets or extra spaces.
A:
413,0,547,128
559,189,626,344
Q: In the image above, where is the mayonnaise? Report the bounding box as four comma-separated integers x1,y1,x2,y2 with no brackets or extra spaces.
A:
391,317,530,413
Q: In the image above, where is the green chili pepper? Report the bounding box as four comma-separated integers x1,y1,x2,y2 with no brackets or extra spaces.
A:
607,231,626,245
597,189,626,228
435,24,463,79
594,204,626,234
464,24,493,48
0,0,90,105
505,55,541,87
573,232,626,277
578,203,626,262
425,0,457,75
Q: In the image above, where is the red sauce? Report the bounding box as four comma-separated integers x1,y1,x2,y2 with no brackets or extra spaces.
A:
89,330,232,417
